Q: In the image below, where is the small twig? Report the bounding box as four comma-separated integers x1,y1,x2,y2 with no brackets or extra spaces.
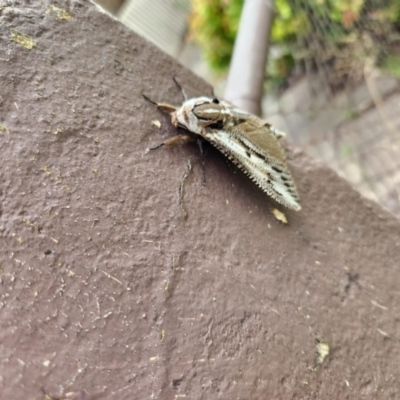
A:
196,139,207,184
102,270,123,285
179,158,192,218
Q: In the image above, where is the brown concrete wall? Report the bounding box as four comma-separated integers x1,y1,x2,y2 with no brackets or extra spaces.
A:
1,2,400,399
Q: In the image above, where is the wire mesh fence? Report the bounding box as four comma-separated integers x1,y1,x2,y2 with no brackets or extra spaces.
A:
268,0,400,216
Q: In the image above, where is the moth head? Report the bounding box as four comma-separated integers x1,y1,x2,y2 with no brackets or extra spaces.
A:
175,97,225,134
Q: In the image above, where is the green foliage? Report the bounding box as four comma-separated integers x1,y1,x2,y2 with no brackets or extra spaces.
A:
272,0,308,42
189,0,243,71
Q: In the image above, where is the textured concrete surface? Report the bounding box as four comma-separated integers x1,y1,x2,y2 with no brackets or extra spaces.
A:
1,1,400,399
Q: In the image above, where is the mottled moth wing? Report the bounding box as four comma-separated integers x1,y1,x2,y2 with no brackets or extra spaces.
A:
204,114,301,211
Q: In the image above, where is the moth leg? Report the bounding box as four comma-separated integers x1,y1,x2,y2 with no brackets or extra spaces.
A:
143,94,177,114
156,103,178,114
196,138,207,184
222,157,236,174
149,134,195,151
172,75,188,101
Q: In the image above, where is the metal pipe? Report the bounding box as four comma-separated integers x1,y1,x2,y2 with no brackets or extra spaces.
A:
224,0,275,115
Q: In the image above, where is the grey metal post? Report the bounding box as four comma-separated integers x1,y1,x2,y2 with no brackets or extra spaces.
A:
224,0,275,115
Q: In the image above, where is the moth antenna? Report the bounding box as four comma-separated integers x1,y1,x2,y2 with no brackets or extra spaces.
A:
142,94,159,107
172,75,188,101
149,143,165,151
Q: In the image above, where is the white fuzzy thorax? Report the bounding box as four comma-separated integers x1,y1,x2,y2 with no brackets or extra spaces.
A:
175,97,213,134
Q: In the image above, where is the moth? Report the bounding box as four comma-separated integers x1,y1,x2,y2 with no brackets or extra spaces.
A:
143,83,301,212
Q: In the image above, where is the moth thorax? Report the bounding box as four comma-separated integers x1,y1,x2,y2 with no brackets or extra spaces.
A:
176,105,203,134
